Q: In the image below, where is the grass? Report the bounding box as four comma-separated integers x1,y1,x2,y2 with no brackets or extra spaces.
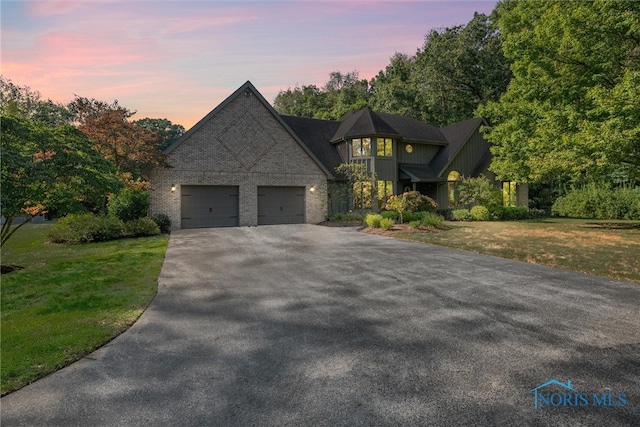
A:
394,218,640,283
1,223,169,395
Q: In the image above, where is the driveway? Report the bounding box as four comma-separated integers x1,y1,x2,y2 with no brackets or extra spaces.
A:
2,225,638,426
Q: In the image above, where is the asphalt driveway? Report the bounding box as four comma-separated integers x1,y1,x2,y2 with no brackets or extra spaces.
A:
2,225,639,426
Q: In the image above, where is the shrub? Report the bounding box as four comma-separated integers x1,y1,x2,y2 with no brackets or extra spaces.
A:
47,213,123,244
381,211,399,221
108,188,149,222
379,218,395,230
365,213,383,228
421,212,445,228
328,213,344,221
470,205,491,221
489,206,532,221
437,208,454,221
456,175,502,207
123,217,161,237
552,184,640,220
404,191,438,212
345,211,364,222
451,209,472,221
151,213,172,234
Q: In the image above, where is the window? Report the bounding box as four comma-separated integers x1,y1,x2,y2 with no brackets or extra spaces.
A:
352,138,371,157
447,170,462,206
353,181,373,209
377,138,393,157
377,180,393,207
503,181,517,206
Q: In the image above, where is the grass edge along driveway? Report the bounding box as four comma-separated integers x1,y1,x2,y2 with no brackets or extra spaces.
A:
1,223,169,395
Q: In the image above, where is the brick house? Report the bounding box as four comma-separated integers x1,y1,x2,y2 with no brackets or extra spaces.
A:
149,81,526,229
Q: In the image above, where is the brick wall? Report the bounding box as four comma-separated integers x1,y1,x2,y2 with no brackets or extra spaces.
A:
149,89,328,229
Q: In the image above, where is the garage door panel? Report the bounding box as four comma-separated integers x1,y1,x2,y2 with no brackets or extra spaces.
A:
258,186,305,225
181,185,238,228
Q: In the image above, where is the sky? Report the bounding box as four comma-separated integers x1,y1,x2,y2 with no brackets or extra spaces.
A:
2,0,498,129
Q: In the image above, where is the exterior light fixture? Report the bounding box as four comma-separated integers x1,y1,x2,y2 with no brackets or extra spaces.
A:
170,184,176,192
309,185,316,193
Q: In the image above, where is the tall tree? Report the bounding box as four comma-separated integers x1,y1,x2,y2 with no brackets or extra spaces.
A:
1,116,119,247
70,97,166,180
369,53,420,118
479,0,640,184
274,71,370,120
1,76,72,126
134,118,185,151
412,12,511,126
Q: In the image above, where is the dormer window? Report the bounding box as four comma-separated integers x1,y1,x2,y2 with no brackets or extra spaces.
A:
377,138,393,157
351,138,371,157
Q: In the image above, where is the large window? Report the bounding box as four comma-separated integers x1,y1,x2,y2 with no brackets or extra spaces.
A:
353,181,373,209
352,138,371,157
377,180,393,207
447,170,462,206
376,138,393,157
503,181,517,206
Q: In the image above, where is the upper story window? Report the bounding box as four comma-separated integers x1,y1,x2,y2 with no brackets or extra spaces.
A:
352,138,371,157
377,138,393,157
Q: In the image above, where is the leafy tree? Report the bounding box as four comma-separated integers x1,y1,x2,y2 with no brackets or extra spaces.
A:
479,0,640,185
274,71,370,120
369,53,420,118
335,163,377,210
1,76,72,126
455,175,503,208
369,13,510,126
1,117,119,247
134,118,185,151
70,96,166,180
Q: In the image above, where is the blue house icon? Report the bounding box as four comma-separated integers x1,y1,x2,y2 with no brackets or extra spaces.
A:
528,379,575,409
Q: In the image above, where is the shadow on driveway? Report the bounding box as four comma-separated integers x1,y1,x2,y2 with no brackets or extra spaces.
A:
2,225,639,426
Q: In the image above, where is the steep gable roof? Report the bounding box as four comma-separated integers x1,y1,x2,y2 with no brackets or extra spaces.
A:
431,117,486,176
163,81,333,178
376,112,448,144
280,115,343,174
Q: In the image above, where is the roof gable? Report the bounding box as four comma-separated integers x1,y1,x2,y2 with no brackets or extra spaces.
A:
163,81,333,178
330,108,399,142
431,117,486,176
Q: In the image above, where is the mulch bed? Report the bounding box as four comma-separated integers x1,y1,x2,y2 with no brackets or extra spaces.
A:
361,223,444,237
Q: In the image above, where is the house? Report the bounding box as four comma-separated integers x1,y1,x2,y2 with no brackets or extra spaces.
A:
149,81,527,229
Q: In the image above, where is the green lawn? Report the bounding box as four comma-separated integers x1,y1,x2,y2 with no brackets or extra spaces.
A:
1,223,169,395
393,218,640,283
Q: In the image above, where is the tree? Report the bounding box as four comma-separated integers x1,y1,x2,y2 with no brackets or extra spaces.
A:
1,76,72,126
274,71,370,120
455,175,502,208
1,117,119,247
134,118,185,151
369,53,420,118
70,97,166,180
335,163,377,210
411,12,511,126
478,0,640,185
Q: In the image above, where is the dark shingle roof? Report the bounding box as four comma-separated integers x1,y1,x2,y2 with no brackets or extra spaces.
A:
398,163,444,182
280,115,344,173
330,108,399,142
431,118,485,175
330,108,447,144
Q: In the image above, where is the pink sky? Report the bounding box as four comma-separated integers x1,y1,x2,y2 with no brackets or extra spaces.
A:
2,0,498,128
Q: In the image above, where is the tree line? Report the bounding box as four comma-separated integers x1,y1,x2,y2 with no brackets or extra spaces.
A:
1,76,185,246
274,1,639,188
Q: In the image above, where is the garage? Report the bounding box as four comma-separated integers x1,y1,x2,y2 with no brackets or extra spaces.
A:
181,185,239,228
258,186,305,225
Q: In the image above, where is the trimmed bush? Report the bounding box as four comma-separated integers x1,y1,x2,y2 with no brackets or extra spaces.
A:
108,188,150,222
451,209,472,221
151,213,172,234
47,214,123,244
123,217,161,237
409,220,422,229
380,218,395,230
489,206,532,221
552,184,640,220
404,191,438,212
345,211,364,222
470,205,491,221
365,213,383,228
